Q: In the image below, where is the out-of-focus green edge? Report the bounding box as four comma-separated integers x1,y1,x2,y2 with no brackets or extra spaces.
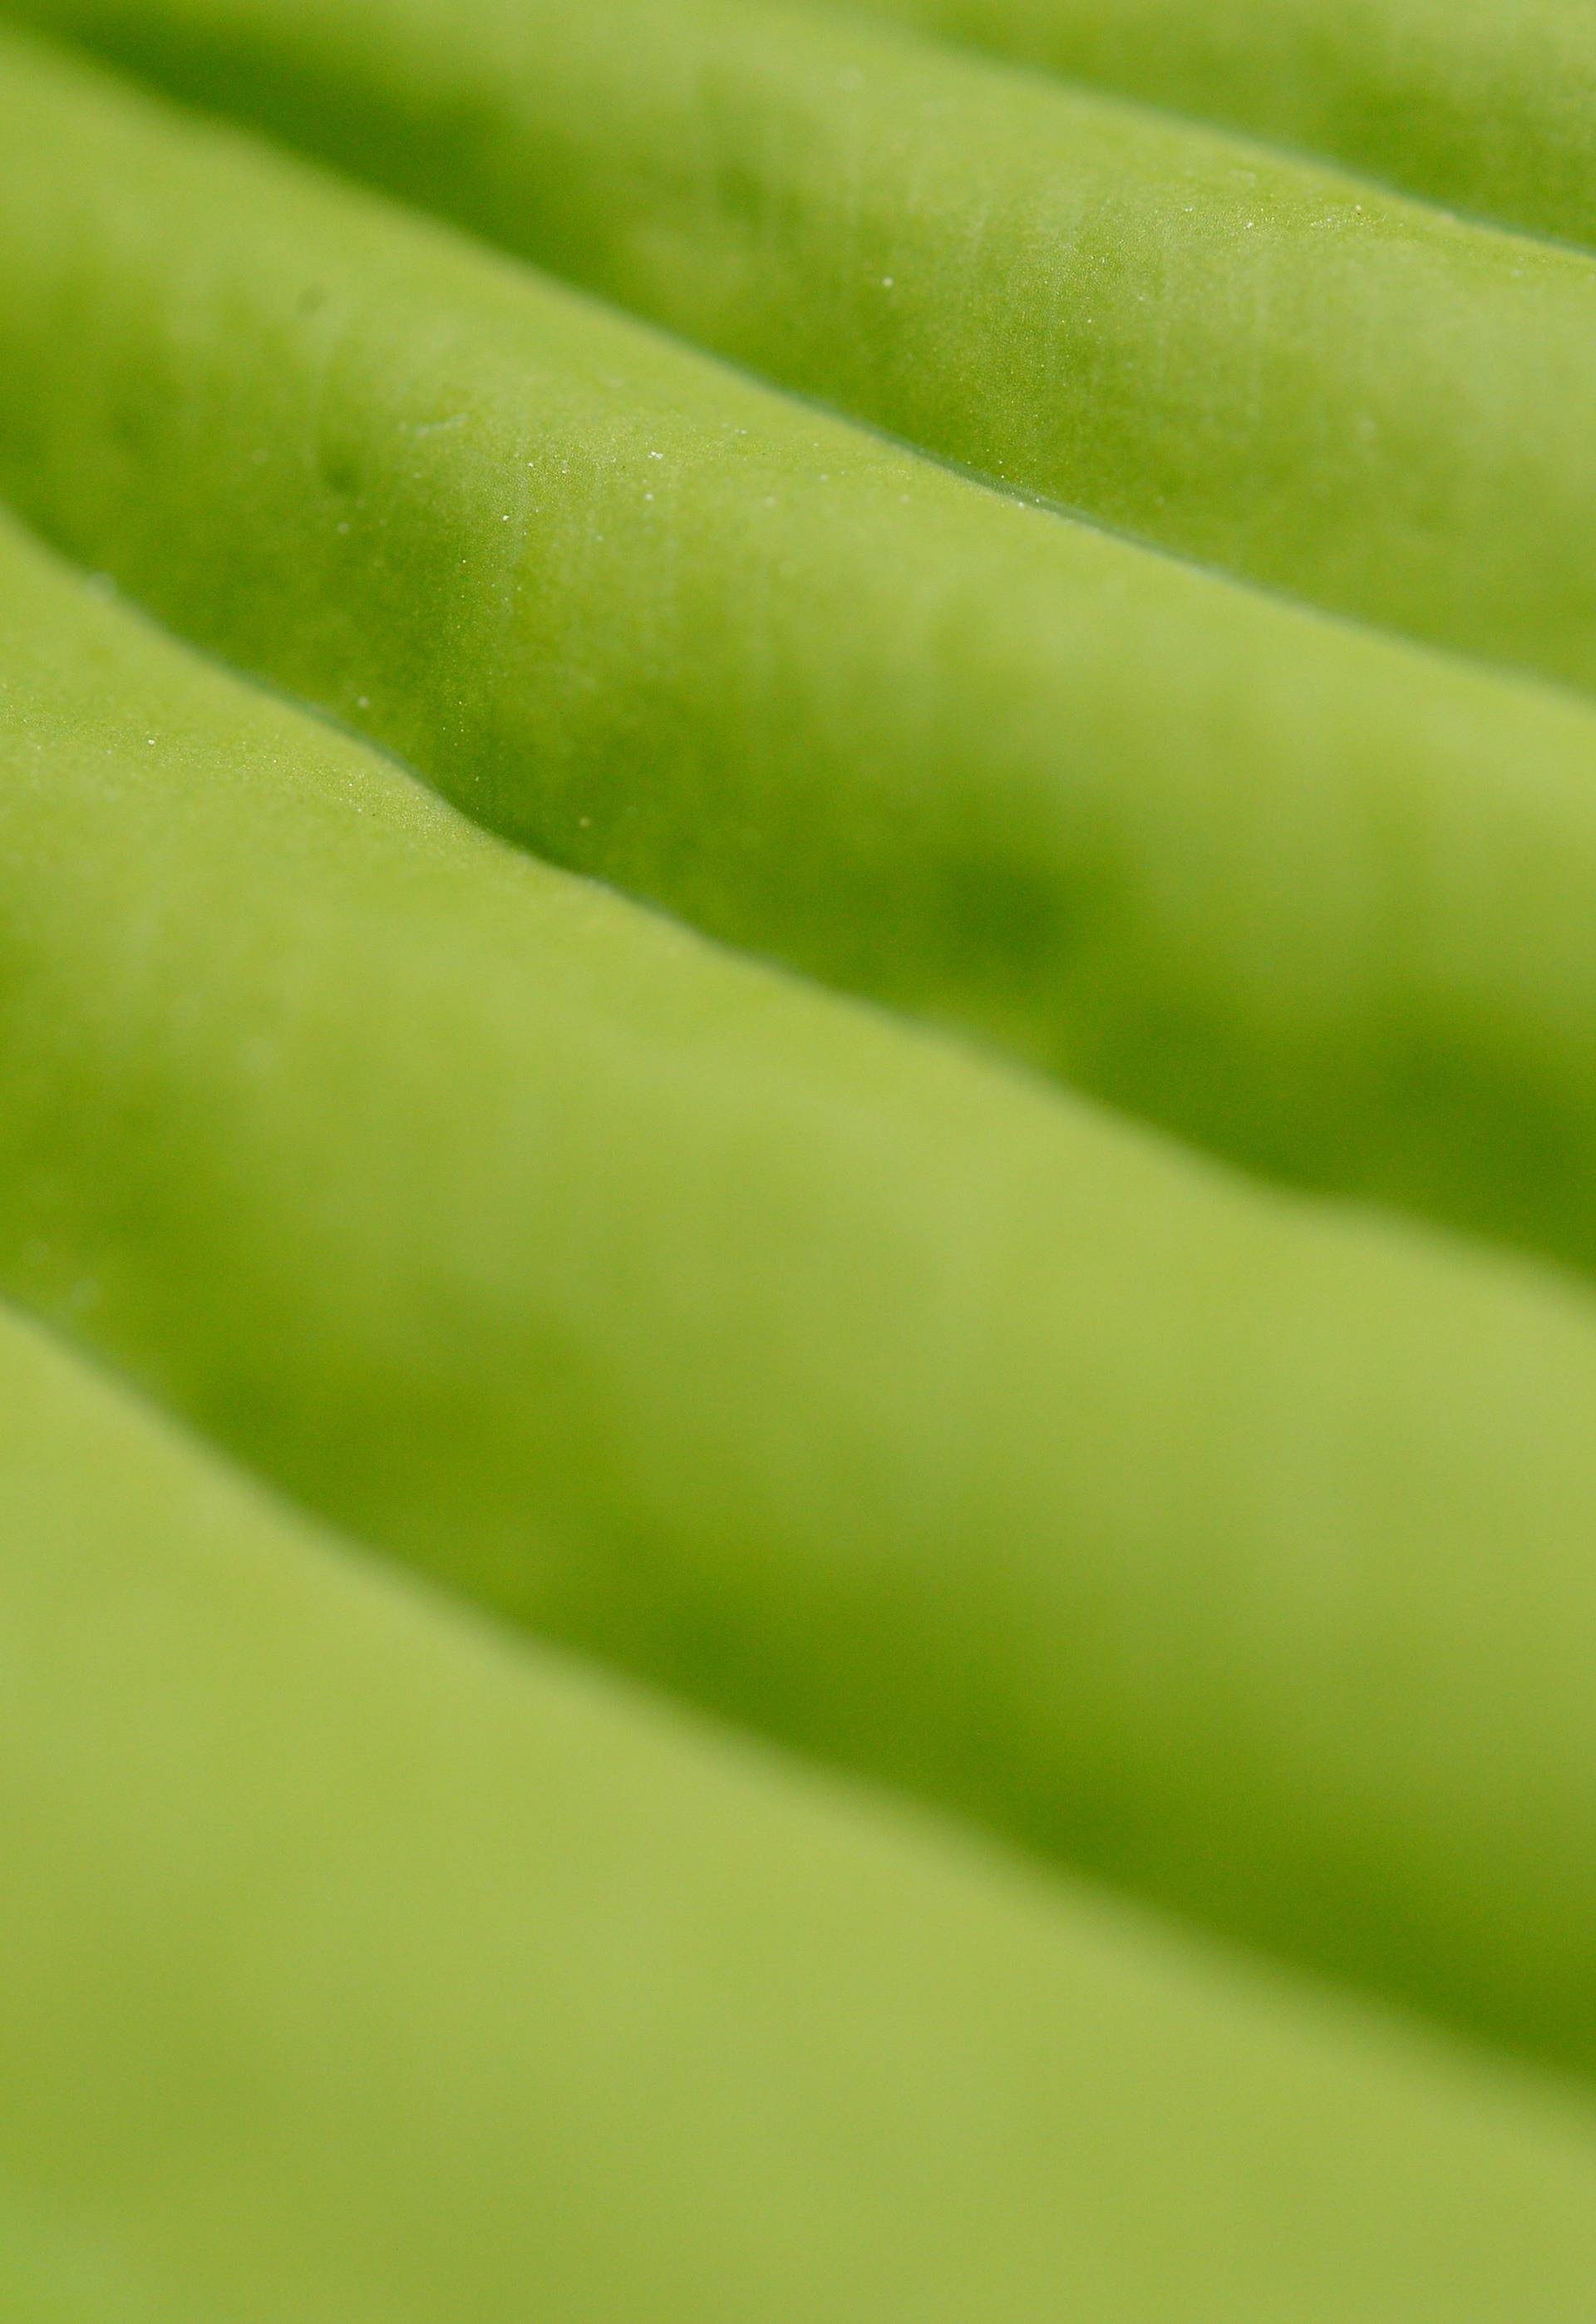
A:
6,1292,1596,2319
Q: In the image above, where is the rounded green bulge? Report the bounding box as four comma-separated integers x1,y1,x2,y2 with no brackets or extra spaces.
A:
7,1302,1596,2320
823,0,1596,255
6,33,1596,1290
7,4,1596,693
6,510,1596,2085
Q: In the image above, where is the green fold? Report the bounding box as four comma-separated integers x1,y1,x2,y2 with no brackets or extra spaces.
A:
9,31,1596,1284
7,506,1596,2083
7,1297,1596,2319
8,2,1596,694
827,0,1596,254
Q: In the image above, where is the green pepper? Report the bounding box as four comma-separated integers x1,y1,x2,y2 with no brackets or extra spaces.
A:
7,505,1596,2083
7,3,1596,694
7,31,1596,1287
8,1296,1596,2319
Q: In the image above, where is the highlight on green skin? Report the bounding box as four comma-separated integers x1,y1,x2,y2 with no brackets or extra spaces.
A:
10,36,1596,1288
7,8,1596,696
823,0,1596,255
11,1302,1596,2323
10,509,1596,2087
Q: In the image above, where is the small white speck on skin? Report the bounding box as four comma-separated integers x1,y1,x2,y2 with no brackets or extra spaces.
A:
146,736,157,746
882,275,894,288
357,695,371,709
337,519,350,534
648,451,664,460
579,815,592,828
644,491,653,501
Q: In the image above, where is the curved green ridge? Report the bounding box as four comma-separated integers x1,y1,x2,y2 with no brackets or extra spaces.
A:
7,1297,1596,2318
8,32,1596,1285
7,506,1596,2084
822,0,1596,257
7,2,1596,696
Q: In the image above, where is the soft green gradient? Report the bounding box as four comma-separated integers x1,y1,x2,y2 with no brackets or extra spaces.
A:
7,5,1596,694
8,1301,1596,2318
7,510,1596,2081
4,1,1596,2303
834,0,1596,253
10,35,1596,1286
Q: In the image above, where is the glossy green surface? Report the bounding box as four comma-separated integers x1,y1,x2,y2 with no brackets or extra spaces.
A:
8,33,1596,1287
8,4,1596,695
6,510,1596,2085
8,1300,1596,2319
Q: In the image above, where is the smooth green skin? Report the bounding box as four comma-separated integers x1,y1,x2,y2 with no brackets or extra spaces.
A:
9,512,1596,2086
11,7,1596,697
12,40,1596,1289
838,0,1596,254
9,1304,1596,2322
